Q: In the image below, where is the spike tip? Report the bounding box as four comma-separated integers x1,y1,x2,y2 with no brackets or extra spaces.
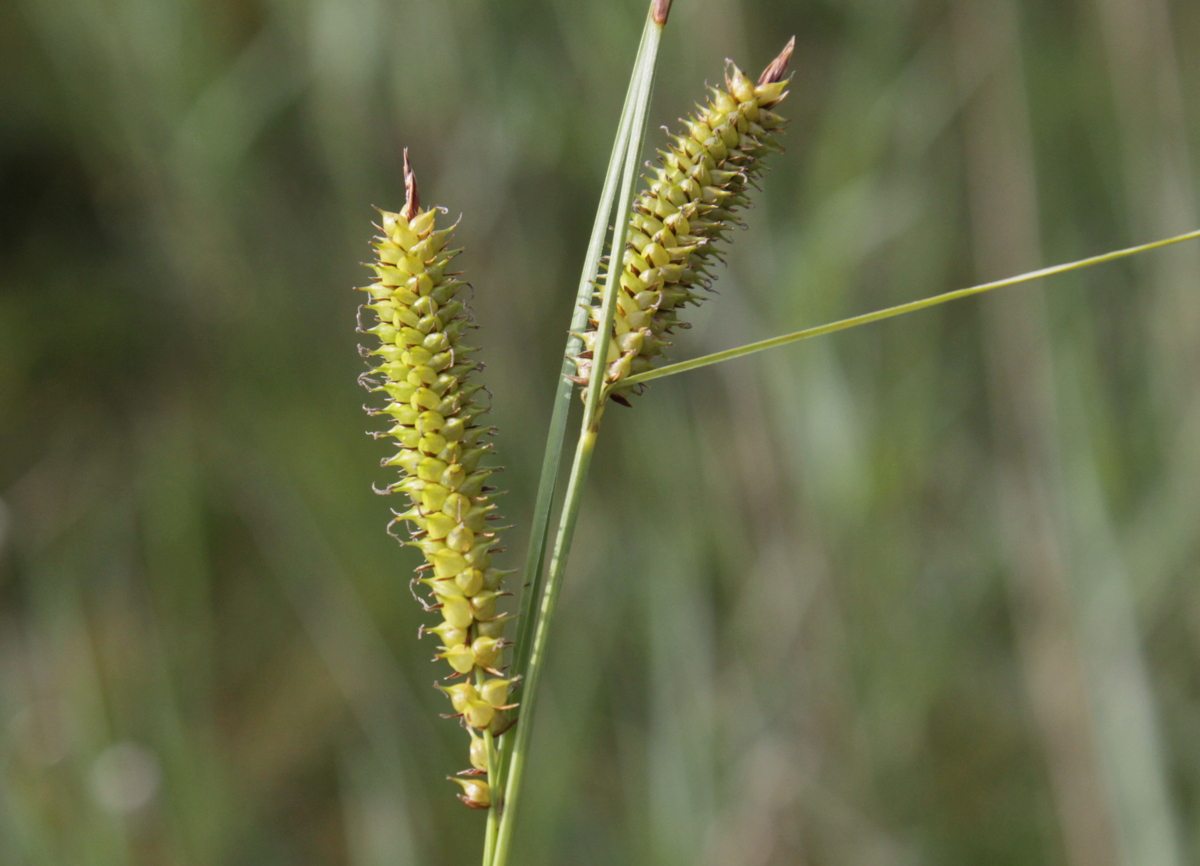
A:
401,148,420,221
758,36,796,86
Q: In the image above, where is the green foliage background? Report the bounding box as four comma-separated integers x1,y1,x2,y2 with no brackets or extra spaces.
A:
2,0,1199,863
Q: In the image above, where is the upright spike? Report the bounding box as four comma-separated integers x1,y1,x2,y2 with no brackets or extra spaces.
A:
357,154,512,809
571,38,796,402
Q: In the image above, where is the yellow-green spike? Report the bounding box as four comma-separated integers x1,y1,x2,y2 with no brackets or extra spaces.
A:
358,150,516,808
572,37,796,404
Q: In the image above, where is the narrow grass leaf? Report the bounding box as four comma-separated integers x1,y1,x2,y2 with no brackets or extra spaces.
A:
489,8,668,865
621,228,1200,387
505,15,650,725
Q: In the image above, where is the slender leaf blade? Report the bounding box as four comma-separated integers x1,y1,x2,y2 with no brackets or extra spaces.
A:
489,7,668,865
621,228,1200,387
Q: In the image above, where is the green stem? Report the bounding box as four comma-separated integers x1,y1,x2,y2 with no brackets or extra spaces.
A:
490,19,650,852
502,3,649,724
489,428,599,866
489,9,666,865
620,227,1200,387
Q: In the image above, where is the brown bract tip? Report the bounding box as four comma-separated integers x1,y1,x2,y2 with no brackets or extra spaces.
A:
758,36,796,86
652,0,671,25
402,148,420,220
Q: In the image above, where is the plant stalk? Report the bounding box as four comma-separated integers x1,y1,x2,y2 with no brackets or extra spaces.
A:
502,4,649,723
489,8,665,864
488,427,598,866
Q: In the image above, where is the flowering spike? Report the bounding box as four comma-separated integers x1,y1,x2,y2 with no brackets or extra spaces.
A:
572,39,795,403
358,154,512,808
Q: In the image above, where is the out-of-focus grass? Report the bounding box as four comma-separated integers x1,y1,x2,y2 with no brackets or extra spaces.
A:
1,0,1198,864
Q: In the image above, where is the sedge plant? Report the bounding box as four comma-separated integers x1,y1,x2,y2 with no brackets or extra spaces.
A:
352,2,1200,864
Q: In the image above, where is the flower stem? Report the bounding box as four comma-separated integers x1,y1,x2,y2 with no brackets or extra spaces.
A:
488,7,666,864
488,426,598,866
502,0,650,720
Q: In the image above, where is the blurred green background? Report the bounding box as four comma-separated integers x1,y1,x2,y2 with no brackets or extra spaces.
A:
2,0,1200,863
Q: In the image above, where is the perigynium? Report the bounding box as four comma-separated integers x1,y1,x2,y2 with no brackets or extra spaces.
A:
357,151,515,810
